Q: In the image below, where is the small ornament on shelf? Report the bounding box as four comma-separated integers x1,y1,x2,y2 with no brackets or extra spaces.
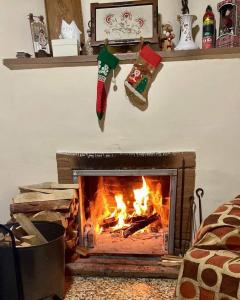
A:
216,0,240,48
85,20,94,56
28,14,51,58
16,52,31,58
161,24,175,51
181,0,190,15
175,0,198,50
202,5,216,49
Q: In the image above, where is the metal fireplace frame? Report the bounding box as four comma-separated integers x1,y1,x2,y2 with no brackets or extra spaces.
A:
73,168,177,254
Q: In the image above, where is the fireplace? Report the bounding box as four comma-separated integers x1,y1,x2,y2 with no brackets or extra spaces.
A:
57,152,196,277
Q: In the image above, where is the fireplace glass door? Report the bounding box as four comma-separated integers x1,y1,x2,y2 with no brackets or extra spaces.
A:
73,169,177,255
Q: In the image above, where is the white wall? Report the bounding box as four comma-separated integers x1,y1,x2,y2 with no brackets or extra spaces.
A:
0,1,240,223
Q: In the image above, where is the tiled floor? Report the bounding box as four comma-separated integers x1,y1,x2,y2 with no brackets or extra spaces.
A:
64,277,177,300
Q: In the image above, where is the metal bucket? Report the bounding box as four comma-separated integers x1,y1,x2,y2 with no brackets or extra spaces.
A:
0,221,65,300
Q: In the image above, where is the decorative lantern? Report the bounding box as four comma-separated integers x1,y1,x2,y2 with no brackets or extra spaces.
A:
28,14,51,57
216,0,240,47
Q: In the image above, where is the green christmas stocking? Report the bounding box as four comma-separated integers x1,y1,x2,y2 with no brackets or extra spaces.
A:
124,45,162,105
96,47,119,120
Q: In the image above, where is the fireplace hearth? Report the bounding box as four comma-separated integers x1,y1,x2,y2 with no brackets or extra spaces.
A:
57,152,196,278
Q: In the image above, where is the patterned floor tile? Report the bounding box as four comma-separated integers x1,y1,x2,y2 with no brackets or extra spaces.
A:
64,277,176,300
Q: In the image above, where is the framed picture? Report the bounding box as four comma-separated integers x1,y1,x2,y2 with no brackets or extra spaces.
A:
90,0,158,46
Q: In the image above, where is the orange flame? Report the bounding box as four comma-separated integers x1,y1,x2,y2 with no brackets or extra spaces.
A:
91,176,169,234
111,194,127,230
133,176,149,216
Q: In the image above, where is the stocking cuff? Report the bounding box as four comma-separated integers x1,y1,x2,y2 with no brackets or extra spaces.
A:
97,47,119,70
139,45,162,68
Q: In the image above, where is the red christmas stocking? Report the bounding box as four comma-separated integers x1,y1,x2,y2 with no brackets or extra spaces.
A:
124,45,162,105
96,47,119,120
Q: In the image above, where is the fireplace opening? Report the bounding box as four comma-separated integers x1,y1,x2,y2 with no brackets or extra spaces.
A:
74,169,177,255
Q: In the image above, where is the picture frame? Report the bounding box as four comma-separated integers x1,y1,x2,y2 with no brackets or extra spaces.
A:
90,0,158,47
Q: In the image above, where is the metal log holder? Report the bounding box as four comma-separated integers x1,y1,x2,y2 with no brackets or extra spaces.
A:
0,222,65,300
0,224,24,300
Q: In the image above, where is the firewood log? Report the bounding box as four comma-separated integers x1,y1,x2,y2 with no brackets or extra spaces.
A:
0,234,21,246
3,235,12,242
101,216,118,229
126,215,148,223
73,203,79,217
14,213,48,245
13,190,77,203
20,235,38,245
19,182,79,190
31,211,68,228
17,242,31,248
123,213,160,238
12,226,27,240
10,199,73,214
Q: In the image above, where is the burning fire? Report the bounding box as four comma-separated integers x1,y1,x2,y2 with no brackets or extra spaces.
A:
133,177,149,215
112,194,127,230
92,176,169,236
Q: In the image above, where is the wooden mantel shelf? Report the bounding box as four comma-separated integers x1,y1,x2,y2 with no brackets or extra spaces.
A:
3,47,240,70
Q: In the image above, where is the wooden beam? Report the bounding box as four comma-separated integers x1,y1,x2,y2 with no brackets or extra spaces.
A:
66,258,179,279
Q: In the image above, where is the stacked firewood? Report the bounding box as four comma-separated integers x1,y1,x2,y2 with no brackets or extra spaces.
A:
1,213,48,248
9,182,79,251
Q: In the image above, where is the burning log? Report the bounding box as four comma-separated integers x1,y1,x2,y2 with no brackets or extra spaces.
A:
111,226,129,233
123,213,160,238
126,215,148,223
101,216,118,229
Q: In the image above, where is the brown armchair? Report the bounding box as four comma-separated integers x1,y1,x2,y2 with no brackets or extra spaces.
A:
176,197,240,299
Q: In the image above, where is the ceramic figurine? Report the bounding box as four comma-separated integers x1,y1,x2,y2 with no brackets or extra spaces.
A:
85,20,94,55
161,24,175,51
217,0,240,48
